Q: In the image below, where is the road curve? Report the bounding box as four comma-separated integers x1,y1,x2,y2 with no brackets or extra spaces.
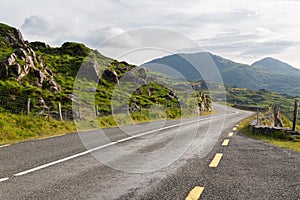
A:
1,105,298,199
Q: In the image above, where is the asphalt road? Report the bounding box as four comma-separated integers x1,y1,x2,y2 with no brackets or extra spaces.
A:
0,105,299,199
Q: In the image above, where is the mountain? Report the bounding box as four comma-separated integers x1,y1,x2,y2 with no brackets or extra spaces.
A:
143,52,300,96
251,57,299,74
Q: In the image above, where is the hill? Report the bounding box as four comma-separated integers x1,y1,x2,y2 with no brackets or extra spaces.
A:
251,57,299,74
0,23,211,121
144,52,300,96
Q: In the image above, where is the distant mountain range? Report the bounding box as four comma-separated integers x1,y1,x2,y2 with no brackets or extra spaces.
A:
143,52,300,96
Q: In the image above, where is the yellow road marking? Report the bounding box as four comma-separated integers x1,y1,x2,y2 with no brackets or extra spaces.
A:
186,186,204,200
228,132,233,137
222,139,230,146
209,153,223,168
232,127,237,131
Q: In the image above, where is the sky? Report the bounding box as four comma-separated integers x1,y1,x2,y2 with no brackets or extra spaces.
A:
1,0,300,68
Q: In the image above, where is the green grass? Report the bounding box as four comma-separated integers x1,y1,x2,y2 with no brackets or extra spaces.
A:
0,112,76,145
0,106,214,145
238,116,300,152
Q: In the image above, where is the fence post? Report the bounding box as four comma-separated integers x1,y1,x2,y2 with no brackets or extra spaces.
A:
78,107,81,120
48,107,50,121
58,102,63,121
140,106,142,116
27,98,30,116
274,105,279,127
256,107,259,125
292,100,299,131
95,105,99,117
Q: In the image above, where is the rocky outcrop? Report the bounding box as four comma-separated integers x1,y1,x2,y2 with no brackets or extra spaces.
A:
79,61,101,83
0,23,26,48
137,67,147,79
197,93,212,112
0,23,60,92
0,46,60,92
102,69,119,84
119,67,147,85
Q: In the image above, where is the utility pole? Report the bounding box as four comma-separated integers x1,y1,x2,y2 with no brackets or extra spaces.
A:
292,100,299,131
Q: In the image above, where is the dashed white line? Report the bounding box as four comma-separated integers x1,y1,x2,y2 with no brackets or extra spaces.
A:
0,144,10,148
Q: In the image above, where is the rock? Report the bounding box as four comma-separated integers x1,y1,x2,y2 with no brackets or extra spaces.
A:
136,88,143,95
137,67,147,79
0,46,60,92
5,53,17,66
79,61,100,82
169,90,176,97
103,69,119,84
34,69,45,86
0,64,8,78
136,78,146,85
165,94,174,100
48,79,60,92
129,102,140,112
2,27,26,48
30,41,50,50
11,63,21,75
45,66,53,76
121,71,136,82
119,70,146,85
87,88,97,92
197,93,212,113
36,97,48,109
116,64,130,74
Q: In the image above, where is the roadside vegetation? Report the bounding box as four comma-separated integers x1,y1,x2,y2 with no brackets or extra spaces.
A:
238,116,300,152
0,113,76,145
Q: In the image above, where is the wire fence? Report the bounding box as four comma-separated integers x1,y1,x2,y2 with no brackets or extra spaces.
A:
0,94,183,121
281,109,300,127
0,94,75,120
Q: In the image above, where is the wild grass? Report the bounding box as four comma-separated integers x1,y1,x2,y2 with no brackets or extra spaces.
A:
0,112,76,145
238,116,300,152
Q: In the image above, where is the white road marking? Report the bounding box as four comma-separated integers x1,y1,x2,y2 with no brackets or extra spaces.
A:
0,177,9,182
13,113,238,177
0,144,10,148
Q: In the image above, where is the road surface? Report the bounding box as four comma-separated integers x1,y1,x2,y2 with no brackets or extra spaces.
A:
0,105,299,199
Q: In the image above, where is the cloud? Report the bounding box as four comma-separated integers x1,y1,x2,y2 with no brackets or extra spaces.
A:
1,0,297,67
21,16,55,36
197,29,294,60
20,15,125,48
240,40,294,57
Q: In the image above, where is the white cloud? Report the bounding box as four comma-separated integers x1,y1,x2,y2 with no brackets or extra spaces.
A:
1,0,300,67
20,15,125,47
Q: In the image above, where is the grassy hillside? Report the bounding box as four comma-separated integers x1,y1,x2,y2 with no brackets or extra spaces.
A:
0,23,212,144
